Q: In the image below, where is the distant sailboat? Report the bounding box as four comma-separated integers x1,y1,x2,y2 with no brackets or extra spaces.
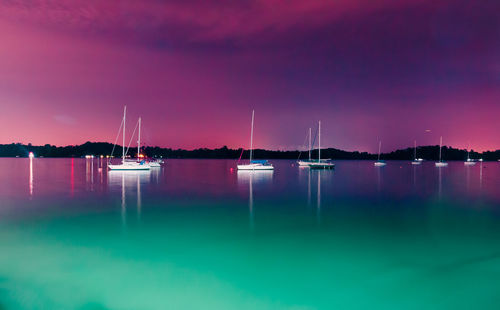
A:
411,140,423,165
297,127,314,167
435,136,448,167
374,141,386,166
108,106,151,171
237,110,274,171
308,121,334,169
464,142,476,166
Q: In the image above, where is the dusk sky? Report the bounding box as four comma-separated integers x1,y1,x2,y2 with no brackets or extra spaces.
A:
0,0,498,152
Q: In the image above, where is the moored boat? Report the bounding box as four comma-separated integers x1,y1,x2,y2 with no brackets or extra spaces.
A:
435,136,448,167
108,107,151,171
374,141,386,166
237,110,274,171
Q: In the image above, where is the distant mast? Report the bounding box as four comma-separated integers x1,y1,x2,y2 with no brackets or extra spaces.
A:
250,110,254,163
138,117,141,159
378,141,382,161
308,127,312,161
467,141,470,161
122,106,126,163
439,136,443,162
318,121,321,162
414,140,417,160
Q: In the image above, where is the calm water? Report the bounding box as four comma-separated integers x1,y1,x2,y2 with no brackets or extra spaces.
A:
1,158,500,309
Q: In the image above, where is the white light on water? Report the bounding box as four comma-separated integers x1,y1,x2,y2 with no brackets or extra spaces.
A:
28,152,34,159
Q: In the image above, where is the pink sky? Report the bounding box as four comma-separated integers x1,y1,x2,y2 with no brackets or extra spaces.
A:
0,0,498,152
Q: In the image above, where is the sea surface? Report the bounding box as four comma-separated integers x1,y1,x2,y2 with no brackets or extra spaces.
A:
1,158,500,309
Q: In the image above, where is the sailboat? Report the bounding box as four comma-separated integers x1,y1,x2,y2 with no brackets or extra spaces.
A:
374,141,386,166
237,110,274,171
108,106,151,171
297,128,314,167
464,142,476,166
411,140,423,165
308,121,334,169
435,136,448,167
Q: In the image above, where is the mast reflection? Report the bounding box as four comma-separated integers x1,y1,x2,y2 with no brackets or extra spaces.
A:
479,162,483,189
438,165,443,199
108,170,151,227
237,170,273,229
29,157,33,197
317,171,321,223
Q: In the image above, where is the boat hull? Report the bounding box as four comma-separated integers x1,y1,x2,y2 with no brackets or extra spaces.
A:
464,161,476,166
237,164,274,170
108,163,151,170
411,161,422,165
308,163,335,169
435,162,448,167
297,160,314,167
374,161,386,167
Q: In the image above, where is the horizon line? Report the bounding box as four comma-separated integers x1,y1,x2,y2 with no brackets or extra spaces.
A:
1,141,497,155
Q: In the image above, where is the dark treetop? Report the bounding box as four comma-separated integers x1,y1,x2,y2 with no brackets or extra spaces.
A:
1,142,498,161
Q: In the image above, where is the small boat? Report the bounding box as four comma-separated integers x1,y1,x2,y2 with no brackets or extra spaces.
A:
148,159,164,167
411,140,423,165
308,121,334,169
148,161,161,168
435,136,448,167
237,110,274,171
108,107,151,171
297,127,315,166
374,141,386,166
464,143,476,166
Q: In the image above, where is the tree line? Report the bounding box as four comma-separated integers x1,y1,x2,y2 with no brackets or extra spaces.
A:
1,142,499,161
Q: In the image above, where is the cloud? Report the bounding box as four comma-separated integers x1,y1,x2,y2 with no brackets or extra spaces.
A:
0,0,435,46
53,114,76,125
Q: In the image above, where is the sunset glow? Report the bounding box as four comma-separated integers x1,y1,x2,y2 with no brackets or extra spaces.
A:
0,0,498,152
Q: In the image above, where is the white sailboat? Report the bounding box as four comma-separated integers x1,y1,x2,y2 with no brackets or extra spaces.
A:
108,106,151,171
297,127,314,167
308,121,334,169
411,140,423,165
237,110,274,171
374,141,386,166
148,159,163,168
464,142,476,166
435,136,448,167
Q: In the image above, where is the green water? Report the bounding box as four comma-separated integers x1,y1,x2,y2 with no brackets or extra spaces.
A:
1,159,499,309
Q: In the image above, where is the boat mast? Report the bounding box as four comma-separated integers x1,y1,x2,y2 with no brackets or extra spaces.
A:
250,110,254,163
414,140,417,160
467,142,470,161
122,106,126,163
318,121,321,162
308,128,312,161
138,117,141,160
378,141,382,161
439,136,443,162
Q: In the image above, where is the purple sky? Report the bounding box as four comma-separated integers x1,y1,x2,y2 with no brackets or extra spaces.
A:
0,0,498,152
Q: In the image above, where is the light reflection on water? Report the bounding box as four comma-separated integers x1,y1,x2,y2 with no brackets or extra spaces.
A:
1,159,500,309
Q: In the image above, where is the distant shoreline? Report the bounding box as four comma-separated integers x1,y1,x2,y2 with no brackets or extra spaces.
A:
4,157,498,162
1,142,499,161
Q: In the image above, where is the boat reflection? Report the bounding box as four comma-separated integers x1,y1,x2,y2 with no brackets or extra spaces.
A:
316,170,321,223
85,157,94,191
108,170,151,227
237,170,273,229
438,165,443,199
29,157,33,197
479,163,483,189
237,170,273,184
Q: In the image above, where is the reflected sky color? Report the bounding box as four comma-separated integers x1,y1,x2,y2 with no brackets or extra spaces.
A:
1,158,500,308
0,1,498,152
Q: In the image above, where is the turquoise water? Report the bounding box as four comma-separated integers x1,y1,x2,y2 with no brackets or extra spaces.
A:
1,158,500,309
